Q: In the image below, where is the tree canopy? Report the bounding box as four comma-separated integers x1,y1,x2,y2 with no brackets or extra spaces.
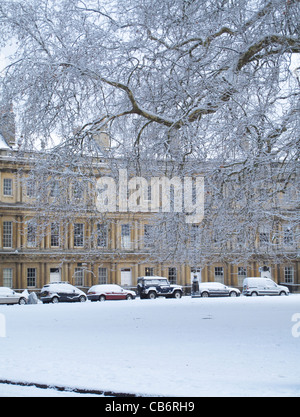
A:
0,0,299,264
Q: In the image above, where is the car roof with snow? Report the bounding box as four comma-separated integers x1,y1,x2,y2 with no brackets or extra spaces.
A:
89,284,121,291
138,276,168,281
42,283,80,292
0,287,14,293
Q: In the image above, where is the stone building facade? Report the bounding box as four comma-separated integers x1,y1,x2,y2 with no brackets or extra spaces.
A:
0,124,299,292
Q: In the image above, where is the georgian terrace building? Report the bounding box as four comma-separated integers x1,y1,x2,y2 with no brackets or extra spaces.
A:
0,125,299,293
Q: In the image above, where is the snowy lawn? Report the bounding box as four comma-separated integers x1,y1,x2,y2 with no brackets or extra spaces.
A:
0,295,299,397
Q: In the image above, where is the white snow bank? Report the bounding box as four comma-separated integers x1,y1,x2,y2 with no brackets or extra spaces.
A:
0,295,299,397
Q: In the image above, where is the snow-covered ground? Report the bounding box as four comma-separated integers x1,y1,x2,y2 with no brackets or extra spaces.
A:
0,295,299,397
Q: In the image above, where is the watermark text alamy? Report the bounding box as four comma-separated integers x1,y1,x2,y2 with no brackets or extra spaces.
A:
96,169,204,224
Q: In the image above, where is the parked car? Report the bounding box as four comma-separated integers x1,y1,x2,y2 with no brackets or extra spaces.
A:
0,287,28,305
195,282,240,298
137,276,183,299
39,282,87,303
243,277,289,296
87,284,136,301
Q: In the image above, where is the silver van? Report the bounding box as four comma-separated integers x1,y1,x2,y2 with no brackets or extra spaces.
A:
243,277,289,297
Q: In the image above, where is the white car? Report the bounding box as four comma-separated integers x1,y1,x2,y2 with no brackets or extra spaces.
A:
0,287,28,305
194,282,240,298
243,277,289,296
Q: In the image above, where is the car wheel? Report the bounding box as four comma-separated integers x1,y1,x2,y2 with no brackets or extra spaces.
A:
173,291,182,299
148,291,157,299
279,291,287,296
201,291,209,298
18,297,26,305
99,295,106,302
251,292,258,297
79,295,86,302
126,294,133,300
229,291,237,297
52,296,59,304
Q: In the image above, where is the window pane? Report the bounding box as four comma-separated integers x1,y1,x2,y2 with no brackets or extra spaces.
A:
3,221,12,248
121,224,130,235
283,226,294,245
3,268,13,287
27,222,37,247
284,266,294,283
259,232,269,245
74,268,84,286
98,267,107,284
237,267,247,286
50,181,60,197
27,268,36,287
214,267,224,283
97,224,108,247
191,225,200,245
27,179,36,197
74,223,84,247
168,267,177,284
51,223,60,247
144,225,154,248
145,267,154,276
121,224,131,249
73,182,84,200
3,178,12,196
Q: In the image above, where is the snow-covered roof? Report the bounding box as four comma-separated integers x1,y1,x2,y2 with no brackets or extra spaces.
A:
0,133,11,149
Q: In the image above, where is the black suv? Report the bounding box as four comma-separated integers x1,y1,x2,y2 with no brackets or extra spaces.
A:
137,276,183,299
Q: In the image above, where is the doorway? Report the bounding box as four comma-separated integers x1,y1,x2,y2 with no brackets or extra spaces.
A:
50,268,61,283
121,268,132,286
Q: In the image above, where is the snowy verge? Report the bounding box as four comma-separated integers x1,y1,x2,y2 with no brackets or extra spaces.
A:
0,295,299,397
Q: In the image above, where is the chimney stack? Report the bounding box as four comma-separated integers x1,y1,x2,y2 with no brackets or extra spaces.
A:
93,126,111,151
0,102,16,147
